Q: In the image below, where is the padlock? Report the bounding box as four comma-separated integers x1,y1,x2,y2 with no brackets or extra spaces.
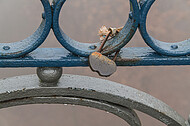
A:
89,30,120,77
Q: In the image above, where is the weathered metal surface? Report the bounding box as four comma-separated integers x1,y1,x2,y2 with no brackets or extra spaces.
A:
1,47,190,67
37,67,62,84
0,0,52,59
0,0,189,62
52,0,139,57
139,0,190,56
0,74,187,126
187,115,190,126
0,0,190,125
0,97,141,126
89,31,117,77
89,52,117,77
0,0,189,59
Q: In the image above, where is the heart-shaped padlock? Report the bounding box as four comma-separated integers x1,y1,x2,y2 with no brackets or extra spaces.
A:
89,29,120,77
89,52,117,77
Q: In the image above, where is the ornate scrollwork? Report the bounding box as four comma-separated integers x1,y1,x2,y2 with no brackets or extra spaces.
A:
52,0,139,57
0,74,188,126
0,0,52,59
139,0,190,56
1,0,190,58
0,0,189,125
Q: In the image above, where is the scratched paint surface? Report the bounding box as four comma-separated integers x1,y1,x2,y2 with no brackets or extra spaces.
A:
0,0,190,126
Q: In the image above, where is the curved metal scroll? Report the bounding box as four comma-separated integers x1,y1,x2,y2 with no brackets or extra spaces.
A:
52,0,139,57
1,97,140,126
0,74,187,126
0,0,52,59
1,0,190,59
139,0,190,56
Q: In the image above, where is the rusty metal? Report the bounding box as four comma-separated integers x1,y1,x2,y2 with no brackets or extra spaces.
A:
89,52,117,77
52,0,139,57
98,30,112,52
89,30,118,77
0,0,190,125
113,49,121,62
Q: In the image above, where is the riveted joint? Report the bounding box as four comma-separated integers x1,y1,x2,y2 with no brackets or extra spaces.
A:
51,0,58,14
42,12,46,19
51,4,55,13
129,11,133,19
139,0,147,7
3,46,10,51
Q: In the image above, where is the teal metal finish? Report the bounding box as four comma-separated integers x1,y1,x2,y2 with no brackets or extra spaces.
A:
139,0,190,56
52,0,140,57
1,47,190,67
0,0,52,59
0,0,189,66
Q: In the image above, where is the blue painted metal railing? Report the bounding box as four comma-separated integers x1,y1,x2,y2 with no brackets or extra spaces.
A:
1,0,190,67
0,0,190,125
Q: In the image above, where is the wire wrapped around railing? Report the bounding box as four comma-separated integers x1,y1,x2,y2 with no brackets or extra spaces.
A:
0,0,190,125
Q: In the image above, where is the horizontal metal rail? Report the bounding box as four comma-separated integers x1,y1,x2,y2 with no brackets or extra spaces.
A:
0,48,190,67
0,0,189,61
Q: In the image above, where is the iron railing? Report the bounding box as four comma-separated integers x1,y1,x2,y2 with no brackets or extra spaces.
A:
0,0,189,125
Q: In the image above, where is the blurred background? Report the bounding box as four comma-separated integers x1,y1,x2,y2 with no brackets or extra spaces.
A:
0,0,190,125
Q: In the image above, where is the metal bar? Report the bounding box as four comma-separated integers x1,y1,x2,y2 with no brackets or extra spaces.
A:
0,96,141,126
0,74,186,126
1,47,190,67
52,0,139,57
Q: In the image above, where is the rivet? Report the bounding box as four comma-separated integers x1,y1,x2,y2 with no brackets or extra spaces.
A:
51,4,55,10
129,11,133,19
3,46,10,50
89,45,97,50
42,12,46,19
139,0,144,6
171,45,178,49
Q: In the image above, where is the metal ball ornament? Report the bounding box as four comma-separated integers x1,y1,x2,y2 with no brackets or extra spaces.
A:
37,67,62,83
